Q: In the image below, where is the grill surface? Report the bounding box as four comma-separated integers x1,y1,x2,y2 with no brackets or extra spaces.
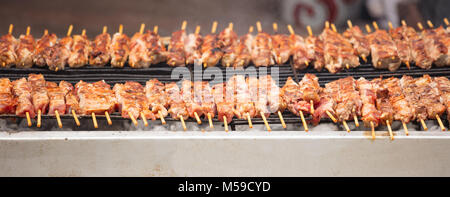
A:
0,61,449,131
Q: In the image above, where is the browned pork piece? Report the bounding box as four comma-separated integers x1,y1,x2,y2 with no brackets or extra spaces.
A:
181,80,204,119
320,27,359,73
252,30,274,67
28,74,49,116
128,30,151,68
184,26,203,65
212,82,234,124
366,28,401,71
420,26,450,67
110,26,130,68
33,31,57,67
0,31,17,68
228,75,255,120
15,27,35,68
145,79,168,119
114,81,155,120
281,77,312,117
46,34,73,71
343,25,370,63
166,29,186,67
233,27,254,67
75,80,116,115
12,78,35,118
396,24,433,69
165,82,188,120
89,28,111,66
356,78,381,127
0,78,16,114
68,30,90,68
434,77,450,122
220,24,238,67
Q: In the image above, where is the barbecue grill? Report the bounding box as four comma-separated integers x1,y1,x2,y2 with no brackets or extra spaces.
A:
2,16,450,177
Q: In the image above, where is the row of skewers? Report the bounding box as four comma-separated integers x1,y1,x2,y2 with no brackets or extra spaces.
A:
0,18,449,72
0,73,449,139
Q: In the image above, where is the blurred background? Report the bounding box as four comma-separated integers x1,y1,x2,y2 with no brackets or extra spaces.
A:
0,0,448,38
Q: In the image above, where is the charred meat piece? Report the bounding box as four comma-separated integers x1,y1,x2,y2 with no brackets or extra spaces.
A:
252,32,274,67
201,34,223,67
184,32,203,65
212,82,234,123
114,81,154,120
281,77,311,117
145,79,168,119
343,26,371,61
228,75,255,119
75,80,116,115
33,33,57,67
128,32,151,68
89,32,111,66
144,31,166,65
28,74,49,114
46,36,73,71
0,34,17,68
165,82,188,120
12,78,35,118
166,30,186,66
15,33,35,68
233,33,253,67
68,34,90,68
110,32,130,68
356,78,381,127
0,78,16,114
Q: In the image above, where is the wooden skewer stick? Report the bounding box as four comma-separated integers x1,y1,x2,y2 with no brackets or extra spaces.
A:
444,18,449,26
194,112,202,124
401,20,407,27
386,120,394,140
92,112,98,129
287,24,295,35
25,112,32,127
8,24,13,35
211,21,218,34
139,23,145,34
102,26,107,34
55,110,62,128
436,115,446,131
306,25,313,37
372,21,379,30
427,20,433,28
153,25,158,34
326,110,337,123
402,121,409,136
128,112,138,126
81,29,86,36
207,113,213,128
370,121,375,140
37,109,42,128
347,20,353,28
273,22,278,33
310,100,314,115
119,24,123,34
361,54,367,63
228,22,233,30
72,109,80,127
223,116,229,132
158,111,166,124
195,25,201,35
277,111,286,129
26,26,30,36
365,24,372,33
141,112,148,127
353,114,359,127
181,20,187,31
67,24,73,37
420,119,428,131
256,21,262,33
249,26,254,33
299,111,308,132
260,112,271,132
346,63,350,69
325,21,330,29
247,113,253,128
331,23,337,32
405,61,411,70
179,115,187,131
44,29,48,36
388,21,393,30
417,22,424,30
343,120,350,132
105,111,112,125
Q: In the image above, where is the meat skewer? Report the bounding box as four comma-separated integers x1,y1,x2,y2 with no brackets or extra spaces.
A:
434,77,450,128
199,81,216,128
46,81,73,128
181,80,203,124
33,29,57,67
64,82,81,126
260,75,287,131
413,75,446,131
201,21,222,67
252,21,274,67
165,82,188,130
365,22,401,71
271,23,291,65
75,80,116,128
0,78,16,122
147,25,167,65
221,23,239,67
233,26,254,67
344,20,369,63
387,21,412,69
281,77,312,131
230,75,256,129
28,74,49,128
68,29,90,68
397,20,433,70
145,79,168,125
128,23,152,68
12,78,35,126
114,81,155,126
399,75,429,130
212,82,234,132
167,21,187,67
89,26,111,67
305,25,325,71
356,78,383,140
184,25,203,65
419,21,449,67
47,25,73,71
15,26,35,68
0,24,17,68
110,24,130,68
287,25,310,70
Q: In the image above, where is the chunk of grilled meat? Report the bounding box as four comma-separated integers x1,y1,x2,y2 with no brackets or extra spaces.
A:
68,34,90,68
89,32,111,66
0,34,17,68
110,33,130,68
33,33,57,67
15,34,35,68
